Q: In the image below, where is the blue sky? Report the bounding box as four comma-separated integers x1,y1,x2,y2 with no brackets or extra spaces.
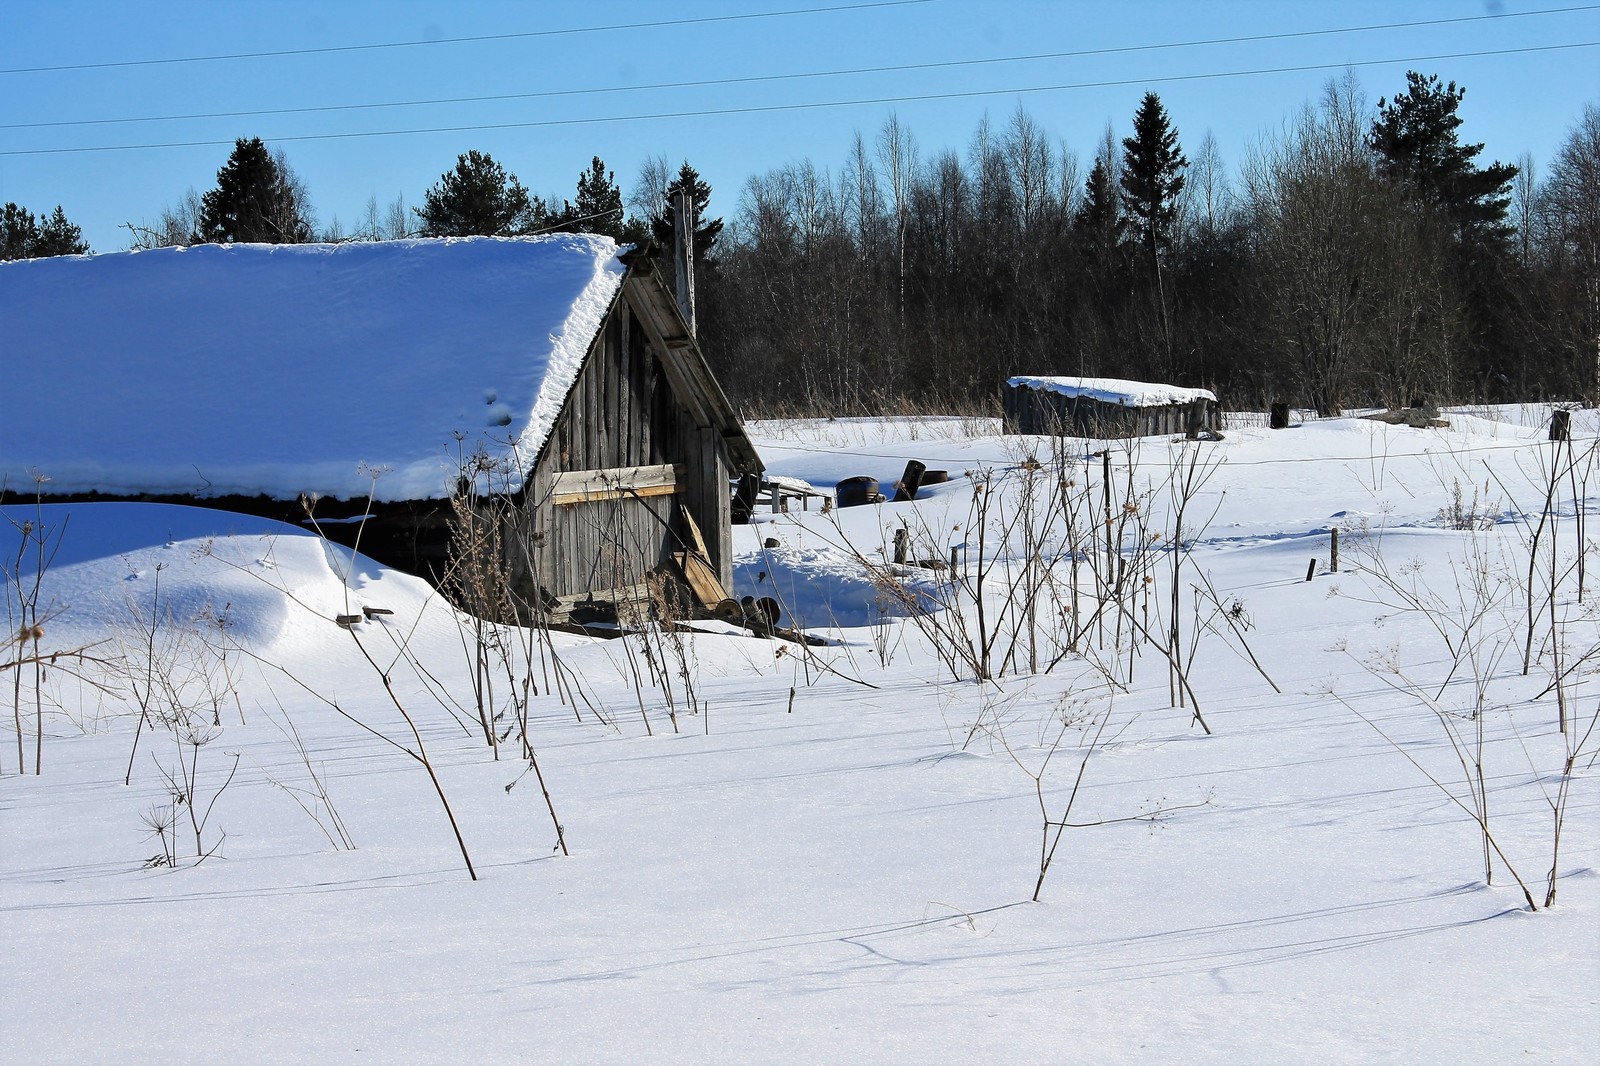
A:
3,0,1596,252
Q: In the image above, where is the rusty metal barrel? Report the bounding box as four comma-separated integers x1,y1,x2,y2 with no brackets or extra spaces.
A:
835,476,879,508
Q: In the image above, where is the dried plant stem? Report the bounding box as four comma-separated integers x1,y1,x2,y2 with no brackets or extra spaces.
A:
346,627,477,881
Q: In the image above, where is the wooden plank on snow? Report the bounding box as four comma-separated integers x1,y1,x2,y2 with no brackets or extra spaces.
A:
673,550,728,609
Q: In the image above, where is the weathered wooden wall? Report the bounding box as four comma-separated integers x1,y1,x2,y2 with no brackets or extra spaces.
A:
515,278,736,611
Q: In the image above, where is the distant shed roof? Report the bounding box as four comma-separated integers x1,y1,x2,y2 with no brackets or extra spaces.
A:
1,235,626,501
1007,376,1216,406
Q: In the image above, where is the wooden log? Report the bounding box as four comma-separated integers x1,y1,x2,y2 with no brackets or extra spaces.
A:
1551,408,1572,442
892,460,928,502
755,596,781,626
893,528,909,564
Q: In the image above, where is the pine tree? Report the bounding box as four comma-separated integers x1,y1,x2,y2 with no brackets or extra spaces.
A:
567,156,626,239
415,150,544,237
1,202,89,260
1369,71,1518,246
1,203,40,260
33,206,88,257
198,138,313,244
1119,92,1188,257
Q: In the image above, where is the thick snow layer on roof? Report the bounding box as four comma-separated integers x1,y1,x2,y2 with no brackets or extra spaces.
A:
1007,375,1216,406
1,235,625,501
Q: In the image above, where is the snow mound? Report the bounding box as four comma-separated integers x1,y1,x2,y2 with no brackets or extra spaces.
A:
734,543,942,629
2,502,436,652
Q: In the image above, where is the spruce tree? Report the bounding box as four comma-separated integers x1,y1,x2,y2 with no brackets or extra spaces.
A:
198,138,313,244
415,150,543,237
1119,92,1188,257
650,162,723,261
1074,157,1121,253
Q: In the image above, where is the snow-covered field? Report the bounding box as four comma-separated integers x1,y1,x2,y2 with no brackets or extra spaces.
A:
3,409,1597,1064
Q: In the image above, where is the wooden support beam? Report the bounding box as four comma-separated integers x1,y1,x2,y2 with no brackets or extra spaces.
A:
673,550,728,608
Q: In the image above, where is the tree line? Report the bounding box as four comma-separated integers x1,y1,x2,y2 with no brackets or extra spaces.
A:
6,70,1597,415
702,74,1600,415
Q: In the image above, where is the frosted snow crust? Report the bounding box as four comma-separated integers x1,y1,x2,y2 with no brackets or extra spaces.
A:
1007,375,1217,406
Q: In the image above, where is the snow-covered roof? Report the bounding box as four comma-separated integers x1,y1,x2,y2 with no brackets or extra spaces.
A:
1,235,627,501
1007,375,1217,406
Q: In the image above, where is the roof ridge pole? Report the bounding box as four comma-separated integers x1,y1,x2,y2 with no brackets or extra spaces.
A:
672,186,696,340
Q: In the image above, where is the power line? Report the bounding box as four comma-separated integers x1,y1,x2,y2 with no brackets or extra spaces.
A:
0,0,932,76
4,40,1594,158
6,4,1596,131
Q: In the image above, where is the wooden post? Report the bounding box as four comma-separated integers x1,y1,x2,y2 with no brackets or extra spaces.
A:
893,528,909,564
1102,451,1114,572
1330,527,1339,573
769,484,780,514
672,187,696,338
1550,408,1571,442
1270,403,1290,430
735,473,760,522
1305,558,1317,582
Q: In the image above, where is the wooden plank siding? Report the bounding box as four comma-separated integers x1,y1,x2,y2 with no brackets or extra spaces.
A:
510,268,750,613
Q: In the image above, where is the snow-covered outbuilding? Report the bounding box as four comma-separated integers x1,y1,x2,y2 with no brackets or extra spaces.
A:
1003,376,1220,439
0,235,762,618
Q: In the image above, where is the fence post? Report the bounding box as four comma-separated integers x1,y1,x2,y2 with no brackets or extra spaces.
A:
1102,451,1114,571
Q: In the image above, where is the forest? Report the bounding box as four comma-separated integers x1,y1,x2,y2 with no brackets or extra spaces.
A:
5,71,1598,418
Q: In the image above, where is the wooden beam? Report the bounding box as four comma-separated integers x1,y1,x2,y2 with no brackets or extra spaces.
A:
678,503,711,558
673,550,728,608
618,269,764,476
551,463,682,506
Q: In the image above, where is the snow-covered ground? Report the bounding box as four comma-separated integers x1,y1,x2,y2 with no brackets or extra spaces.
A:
3,409,1597,1063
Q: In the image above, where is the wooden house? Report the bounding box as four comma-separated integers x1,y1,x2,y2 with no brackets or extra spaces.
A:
1004,376,1219,438
0,235,762,620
